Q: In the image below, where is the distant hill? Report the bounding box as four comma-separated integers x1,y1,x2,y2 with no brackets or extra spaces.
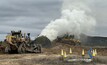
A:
80,35,107,46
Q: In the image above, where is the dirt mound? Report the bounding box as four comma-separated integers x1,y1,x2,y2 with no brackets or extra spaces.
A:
33,36,52,48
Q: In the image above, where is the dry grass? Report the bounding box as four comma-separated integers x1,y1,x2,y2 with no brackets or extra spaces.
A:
0,43,107,65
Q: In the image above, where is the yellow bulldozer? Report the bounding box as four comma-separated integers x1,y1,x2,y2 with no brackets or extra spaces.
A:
4,30,41,53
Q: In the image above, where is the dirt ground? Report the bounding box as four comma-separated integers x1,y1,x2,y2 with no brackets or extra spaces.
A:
0,43,107,65
0,53,107,65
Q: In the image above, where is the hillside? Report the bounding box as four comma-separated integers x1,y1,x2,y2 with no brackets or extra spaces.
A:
80,35,107,46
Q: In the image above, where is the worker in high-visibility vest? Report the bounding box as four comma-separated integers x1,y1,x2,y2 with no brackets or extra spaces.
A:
88,48,93,59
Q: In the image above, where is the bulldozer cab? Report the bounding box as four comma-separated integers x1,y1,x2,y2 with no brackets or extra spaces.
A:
11,30,22,38
6,31,23,44
10,30,30,43
11,31,24,42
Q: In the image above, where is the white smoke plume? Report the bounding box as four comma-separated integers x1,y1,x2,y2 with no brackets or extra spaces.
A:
39,0,96,41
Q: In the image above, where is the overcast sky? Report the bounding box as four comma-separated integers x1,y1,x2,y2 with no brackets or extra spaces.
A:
0,0,107,41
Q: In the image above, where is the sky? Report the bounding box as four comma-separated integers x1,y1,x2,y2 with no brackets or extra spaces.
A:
0,0,107,41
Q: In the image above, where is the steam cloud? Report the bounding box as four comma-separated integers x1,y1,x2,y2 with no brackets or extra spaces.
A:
39,0,96,41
